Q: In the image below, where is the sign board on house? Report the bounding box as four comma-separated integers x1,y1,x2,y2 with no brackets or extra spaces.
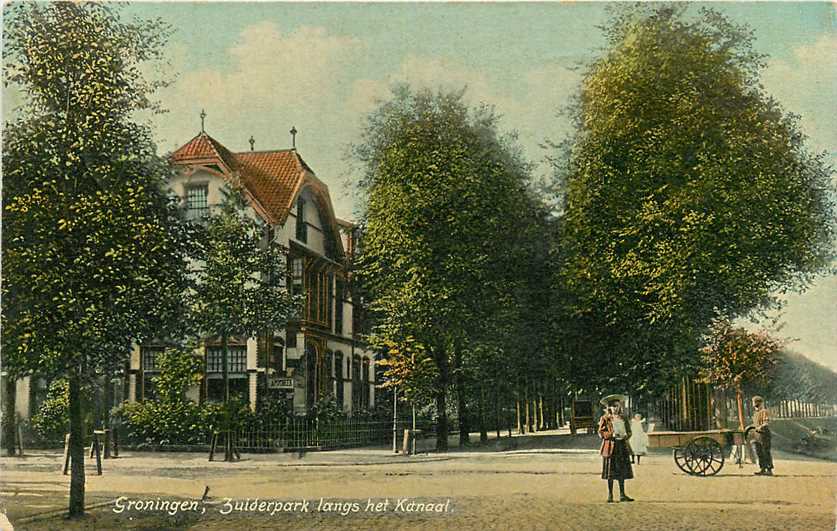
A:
267,375,294,390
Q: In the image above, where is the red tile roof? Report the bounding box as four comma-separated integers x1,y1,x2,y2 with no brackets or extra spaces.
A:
235,150,305,223
170,132,314,224
171,132,239,173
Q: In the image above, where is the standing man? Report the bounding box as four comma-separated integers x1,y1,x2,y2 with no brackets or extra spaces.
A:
752,396,774,476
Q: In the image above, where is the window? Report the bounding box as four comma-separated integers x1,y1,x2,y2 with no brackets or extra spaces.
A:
309,270,320,321
334,279,345,336
207,379,248,402
362,358,370,409
352,354,361,412
325,351,334,398
290,257,304,296
326,273,334,331
142,348,160,371
207,346,247,373
140,346,165,401
185,184,209,220
270,342,284,372
335,352,344,410
305,267,332,326
205,345,248,402
295,196,307,243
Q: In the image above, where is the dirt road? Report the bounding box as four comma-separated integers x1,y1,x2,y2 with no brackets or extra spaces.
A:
2,444,835,530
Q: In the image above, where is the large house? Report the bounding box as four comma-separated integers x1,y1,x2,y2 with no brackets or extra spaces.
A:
126,127,375,415
5,127,375,421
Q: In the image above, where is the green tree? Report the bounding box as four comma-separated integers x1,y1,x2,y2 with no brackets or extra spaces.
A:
189,185,300,459
2,3,191,517
352,86,538,450
699,321,781,429
555,5,835,395
153,347,204,404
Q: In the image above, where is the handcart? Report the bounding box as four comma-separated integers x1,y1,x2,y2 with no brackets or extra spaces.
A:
647,429,750,476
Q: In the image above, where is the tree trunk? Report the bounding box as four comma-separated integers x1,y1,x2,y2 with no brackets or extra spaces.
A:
222,334,234,461
494,391,500,439
735,384,745,431
103,369,113,430
479,383,488,443
531,390,539,433
434,390,448,452
222,334,230,404
524,389,530,435
454,351,469,447
515,398,522,434
68,371,85,517
434,348,449,452
2,375,17,456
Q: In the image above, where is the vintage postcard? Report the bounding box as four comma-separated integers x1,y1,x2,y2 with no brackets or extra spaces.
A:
1,2,835,530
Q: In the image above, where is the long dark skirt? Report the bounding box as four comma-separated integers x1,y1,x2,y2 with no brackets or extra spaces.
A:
601,439,634,480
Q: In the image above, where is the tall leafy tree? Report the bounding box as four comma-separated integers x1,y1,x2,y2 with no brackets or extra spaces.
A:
189,185,300,458
352,86,538,450
2,3,190,517
555,5,835,395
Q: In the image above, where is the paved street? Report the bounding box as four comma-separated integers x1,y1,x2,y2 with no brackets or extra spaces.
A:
1,434,835,530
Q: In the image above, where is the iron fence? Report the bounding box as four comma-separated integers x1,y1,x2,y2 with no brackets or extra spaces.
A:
224,417,440,452
723,397,837,422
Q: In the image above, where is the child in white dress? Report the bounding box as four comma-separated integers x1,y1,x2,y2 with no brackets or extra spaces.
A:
629,414,649,464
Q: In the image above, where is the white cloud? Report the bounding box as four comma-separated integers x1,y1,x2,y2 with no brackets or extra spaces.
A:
148,23,583,218
347,56,581,173
762,35,837,153
150,22,363,154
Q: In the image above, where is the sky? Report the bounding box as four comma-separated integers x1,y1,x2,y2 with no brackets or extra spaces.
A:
3,2,836,371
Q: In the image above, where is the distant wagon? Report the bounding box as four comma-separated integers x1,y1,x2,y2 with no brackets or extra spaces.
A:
570,399,596,436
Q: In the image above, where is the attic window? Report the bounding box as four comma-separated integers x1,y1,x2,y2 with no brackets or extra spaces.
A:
295,196,307,243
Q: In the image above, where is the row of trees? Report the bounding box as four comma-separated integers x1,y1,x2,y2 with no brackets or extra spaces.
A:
355,5,835,448
2,3,299,516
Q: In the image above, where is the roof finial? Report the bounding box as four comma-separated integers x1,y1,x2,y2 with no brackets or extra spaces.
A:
200,109,207,133
290,126,297,149
249,135,255,151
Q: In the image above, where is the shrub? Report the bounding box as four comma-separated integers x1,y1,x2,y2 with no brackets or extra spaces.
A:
30,379,95,443
115,346,209,445
117,400,207,446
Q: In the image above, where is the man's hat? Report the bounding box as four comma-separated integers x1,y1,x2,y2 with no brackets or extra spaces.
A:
600,394,628,407
752,395,764,404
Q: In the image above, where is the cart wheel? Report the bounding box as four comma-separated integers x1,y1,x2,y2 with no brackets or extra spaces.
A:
685,436,725,476
673,447,696,475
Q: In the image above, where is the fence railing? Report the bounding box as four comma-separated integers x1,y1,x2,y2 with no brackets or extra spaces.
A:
219,417,440,452
723,398,837,421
